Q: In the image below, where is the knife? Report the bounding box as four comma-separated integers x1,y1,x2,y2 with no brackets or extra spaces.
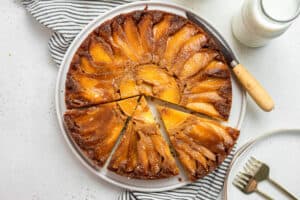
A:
186,11,274,111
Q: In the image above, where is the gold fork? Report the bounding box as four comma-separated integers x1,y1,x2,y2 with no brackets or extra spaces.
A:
245,157,298,200
233,171,274,199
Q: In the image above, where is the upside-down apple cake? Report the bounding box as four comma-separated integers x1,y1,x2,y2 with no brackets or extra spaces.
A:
157,106,239,180
108,97,179,179
64,10,239,181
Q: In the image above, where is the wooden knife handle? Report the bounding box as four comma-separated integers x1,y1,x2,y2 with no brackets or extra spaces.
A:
233,64,274,111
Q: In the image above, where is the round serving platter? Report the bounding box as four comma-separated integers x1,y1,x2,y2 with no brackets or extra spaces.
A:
55,1,247,192
223,129,300,199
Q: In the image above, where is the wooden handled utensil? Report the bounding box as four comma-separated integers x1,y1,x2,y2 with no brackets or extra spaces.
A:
186,12,275,111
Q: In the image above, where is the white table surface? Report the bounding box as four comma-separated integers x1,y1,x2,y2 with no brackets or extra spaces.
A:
1,0,300,199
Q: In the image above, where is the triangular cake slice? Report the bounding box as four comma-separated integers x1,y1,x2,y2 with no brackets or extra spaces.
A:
157,106,239,180
64,96,139,167
65,51,140,109
108,96,179,179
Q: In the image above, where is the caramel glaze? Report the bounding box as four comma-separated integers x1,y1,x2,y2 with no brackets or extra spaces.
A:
108,97,179,179
64,98,137,168
63,9,238,181
65,10,232,121
158,107,239,180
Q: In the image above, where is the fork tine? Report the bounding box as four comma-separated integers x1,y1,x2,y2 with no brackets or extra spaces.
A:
239,172,250,181
233,179,244,190
250,159,261,167
241,172,252,179
243,165,250,173
251,156,262,165
249,157,261,167
233,176,243,187
245,162,257,174
236,174,248,185
234,174,244,185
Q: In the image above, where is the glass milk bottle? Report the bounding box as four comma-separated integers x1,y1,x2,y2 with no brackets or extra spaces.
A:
232,0,300,47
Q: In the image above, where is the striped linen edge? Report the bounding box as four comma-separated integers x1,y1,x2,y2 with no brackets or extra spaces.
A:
21,1,236,199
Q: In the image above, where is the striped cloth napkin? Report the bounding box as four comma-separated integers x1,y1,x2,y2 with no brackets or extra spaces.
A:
22,1,234,199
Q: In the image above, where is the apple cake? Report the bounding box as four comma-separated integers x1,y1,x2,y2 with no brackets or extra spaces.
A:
108,97,179,179
63,9,239,181
64,97,139,167
157,106,239,180
65,10,232,121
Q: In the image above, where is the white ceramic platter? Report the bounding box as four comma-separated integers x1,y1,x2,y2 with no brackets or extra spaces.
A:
55,1,246,192
224,129,300,199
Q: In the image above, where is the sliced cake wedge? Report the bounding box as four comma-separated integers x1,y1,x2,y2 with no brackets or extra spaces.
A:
64,96,139,167
157,106,239,180
108,97,179,179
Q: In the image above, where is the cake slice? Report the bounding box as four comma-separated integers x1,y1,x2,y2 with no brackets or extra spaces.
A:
108,97,179,179
65,50,127,108
157,106,239,180
64,96,139,167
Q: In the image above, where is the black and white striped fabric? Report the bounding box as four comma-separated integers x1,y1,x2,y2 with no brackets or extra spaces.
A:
22,1,235,199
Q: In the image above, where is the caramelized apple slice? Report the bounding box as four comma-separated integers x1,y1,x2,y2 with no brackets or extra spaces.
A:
123,16,145,60
180,59,232,120
89,37,113,64
137,64,170,85
117,96,139,116
157,106,239,180
132,97,155,124
183,92,224,103
152,14,187,63
79,55,125,76
138,13,154,53
162,25,198,68
187,78,229,93
185,102,221,120
136,64,181,104
108,97,179,179
153,15,173,40
79,56,97,74
65,72,118,108
125,124,138,172
175,141,208,170
112,18,139,62
110,122,132,170
119,73,139,98
64,97,139,167
171,34,207,75
200,60,231,78
175,131,217,161
98,21,133,67
157,106,189,130
176,149,197,176
150,134,174,170
179,51,217,79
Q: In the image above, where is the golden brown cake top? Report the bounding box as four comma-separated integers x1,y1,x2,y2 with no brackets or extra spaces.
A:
64,97,139,167
65,10,232,121
108,97,179,179
157,106,239,180
63,9,238,182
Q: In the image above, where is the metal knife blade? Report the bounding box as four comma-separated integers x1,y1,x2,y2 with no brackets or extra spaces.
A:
186,11,275,111
186,11,239,67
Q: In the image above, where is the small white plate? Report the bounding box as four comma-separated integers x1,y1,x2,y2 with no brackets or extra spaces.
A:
55,1,246,192
224,129,300,199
